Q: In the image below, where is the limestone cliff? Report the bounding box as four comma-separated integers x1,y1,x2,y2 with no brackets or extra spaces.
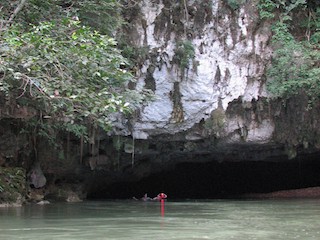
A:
112,0,320,165
122,0,273,143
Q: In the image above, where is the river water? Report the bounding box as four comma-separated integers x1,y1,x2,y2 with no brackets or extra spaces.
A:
1,199,320,240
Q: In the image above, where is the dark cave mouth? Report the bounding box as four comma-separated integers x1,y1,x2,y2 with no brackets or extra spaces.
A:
87,156,320,200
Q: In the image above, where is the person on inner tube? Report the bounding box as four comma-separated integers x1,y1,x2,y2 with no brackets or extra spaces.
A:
153,192,167,201
141,193,152,201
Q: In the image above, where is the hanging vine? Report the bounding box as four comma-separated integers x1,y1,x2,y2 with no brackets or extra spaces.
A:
183,0,189,37
131,136,135,168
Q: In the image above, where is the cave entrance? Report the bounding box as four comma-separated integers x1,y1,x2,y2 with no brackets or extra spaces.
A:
87,155,320,200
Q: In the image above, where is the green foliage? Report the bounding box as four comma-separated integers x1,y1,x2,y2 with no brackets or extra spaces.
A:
260,1,320,102
259,0,307,19
268,41,320,100
173,40,195,70
76,0,123,35
308,7,320,44
0,0,153,146
270,21,295,43
0,0,123,35
0,79,10,98
266,36,305,98
258,0,277,19
120,44,150,68
0,167,26,203
0,18,144,138
225,0,246,11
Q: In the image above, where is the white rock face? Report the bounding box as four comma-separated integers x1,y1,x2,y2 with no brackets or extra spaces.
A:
130,0,274,143
225,118,275,144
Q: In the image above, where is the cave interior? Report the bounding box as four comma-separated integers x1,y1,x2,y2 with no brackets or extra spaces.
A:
87,152,320,200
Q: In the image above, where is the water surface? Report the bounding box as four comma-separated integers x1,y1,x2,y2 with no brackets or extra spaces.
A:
1,199,320,239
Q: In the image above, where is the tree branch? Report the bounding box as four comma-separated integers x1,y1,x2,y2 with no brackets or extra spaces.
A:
6,0,28,27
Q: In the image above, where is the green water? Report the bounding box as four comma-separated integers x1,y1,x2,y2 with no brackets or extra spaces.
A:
1,199,320,239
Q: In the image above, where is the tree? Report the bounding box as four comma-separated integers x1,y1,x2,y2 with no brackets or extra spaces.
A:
0,1,151,142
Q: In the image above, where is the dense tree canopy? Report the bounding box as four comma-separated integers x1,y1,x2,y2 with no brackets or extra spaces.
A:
0,0,151,141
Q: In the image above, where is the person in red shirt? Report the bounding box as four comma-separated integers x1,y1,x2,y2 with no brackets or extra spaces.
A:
153,192,167,201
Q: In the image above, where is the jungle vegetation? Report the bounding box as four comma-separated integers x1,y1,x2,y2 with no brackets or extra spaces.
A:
0,0,152,144
259,0,320,102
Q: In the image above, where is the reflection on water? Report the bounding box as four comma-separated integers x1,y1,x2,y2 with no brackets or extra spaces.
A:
1,199,320,239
